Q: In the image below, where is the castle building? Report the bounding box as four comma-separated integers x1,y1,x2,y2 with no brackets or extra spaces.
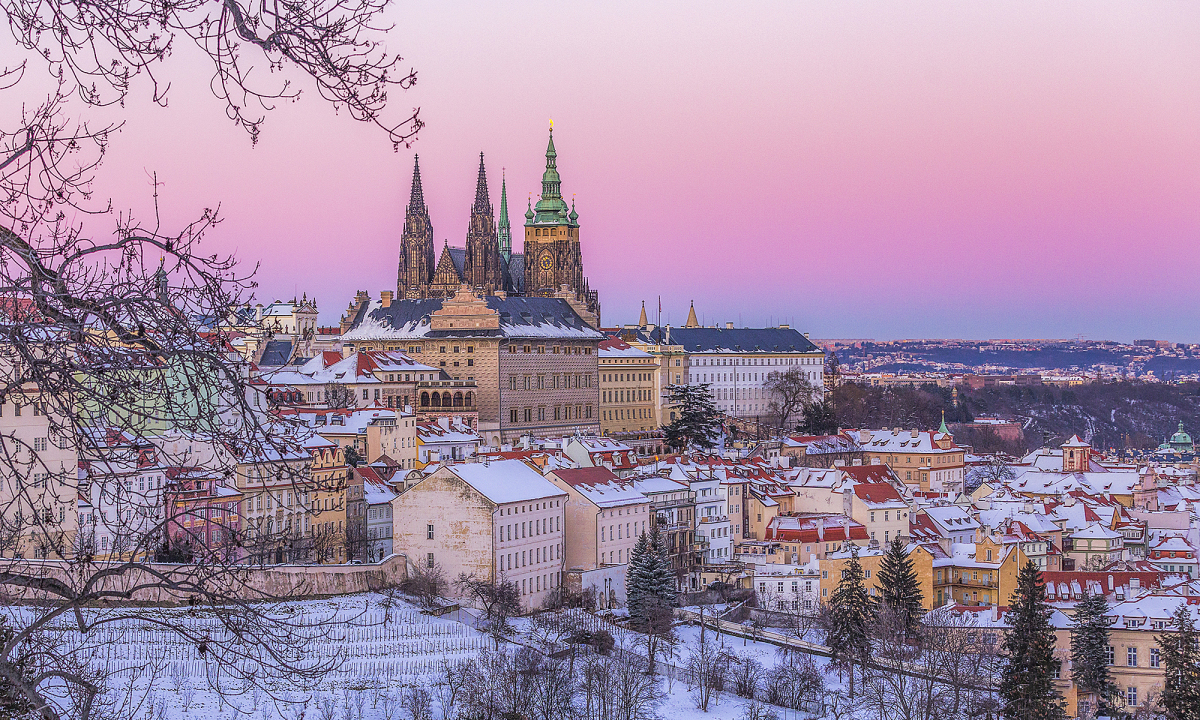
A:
396,127,600,322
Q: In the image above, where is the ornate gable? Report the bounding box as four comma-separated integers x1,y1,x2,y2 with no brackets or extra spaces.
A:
431,242,465,293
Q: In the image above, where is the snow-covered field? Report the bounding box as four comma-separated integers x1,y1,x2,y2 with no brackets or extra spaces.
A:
6,594,840,719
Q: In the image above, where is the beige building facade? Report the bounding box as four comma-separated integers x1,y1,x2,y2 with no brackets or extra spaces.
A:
340,288,603,445
598,337,657,436
391,459,567,609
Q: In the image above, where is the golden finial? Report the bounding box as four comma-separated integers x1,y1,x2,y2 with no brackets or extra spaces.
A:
549,118,553,130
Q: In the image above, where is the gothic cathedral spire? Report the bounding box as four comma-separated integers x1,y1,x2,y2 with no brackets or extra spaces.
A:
498,170,512,262
398,154,435,296
465,153,502,292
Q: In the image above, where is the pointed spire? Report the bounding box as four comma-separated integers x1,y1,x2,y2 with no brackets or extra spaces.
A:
531,125,568,224
498,170,512,261
638,301,648,328
685,301,699,328
939,411,949,435
408,154,426,211
473,152,491,214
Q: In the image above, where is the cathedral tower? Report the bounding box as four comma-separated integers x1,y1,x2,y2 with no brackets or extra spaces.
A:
464,153,504,293
523,126,599,318
397,155,435,297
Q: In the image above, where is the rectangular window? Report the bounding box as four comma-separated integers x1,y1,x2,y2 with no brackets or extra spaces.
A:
426,552,434,569
510,408,519,423
1106,646,1114,665
1151,648,1160,668
1127,646,1137,666
427,524,434,540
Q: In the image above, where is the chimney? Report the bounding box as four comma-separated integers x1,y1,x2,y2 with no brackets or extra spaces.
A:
859,429,871,444
380,291,393,308
911,429,919,439
438,416,450,430
725,322,734,329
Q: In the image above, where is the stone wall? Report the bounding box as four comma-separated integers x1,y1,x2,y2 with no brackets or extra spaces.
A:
0,553,410,605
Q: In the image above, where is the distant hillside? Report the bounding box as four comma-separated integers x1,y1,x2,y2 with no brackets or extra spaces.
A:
831,381,1200,452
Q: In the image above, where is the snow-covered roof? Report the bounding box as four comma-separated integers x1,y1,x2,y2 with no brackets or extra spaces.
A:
847,428,960,455
1071,522,1123,541
446,459,567,505
342,296,604,342
549,467,648,508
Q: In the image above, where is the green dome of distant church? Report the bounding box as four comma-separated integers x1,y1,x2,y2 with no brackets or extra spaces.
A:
1160,422,1194,452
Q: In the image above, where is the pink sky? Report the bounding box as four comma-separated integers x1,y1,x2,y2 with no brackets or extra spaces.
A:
68,1,1200,340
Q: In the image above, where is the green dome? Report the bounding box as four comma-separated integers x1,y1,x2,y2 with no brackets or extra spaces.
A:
1169,421,1193,450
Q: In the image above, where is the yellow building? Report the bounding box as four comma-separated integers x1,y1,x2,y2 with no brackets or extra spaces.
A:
818,545,886,602
308,439,351,564
1053,595,1200,717
598,337,657,435
850,427,967,494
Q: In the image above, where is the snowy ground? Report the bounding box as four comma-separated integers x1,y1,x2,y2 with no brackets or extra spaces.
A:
7,593,847,719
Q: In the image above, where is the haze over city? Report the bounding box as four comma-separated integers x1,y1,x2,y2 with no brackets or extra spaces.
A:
61,1,1200,342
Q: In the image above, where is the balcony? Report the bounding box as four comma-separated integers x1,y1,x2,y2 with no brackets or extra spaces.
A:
699,515,729,525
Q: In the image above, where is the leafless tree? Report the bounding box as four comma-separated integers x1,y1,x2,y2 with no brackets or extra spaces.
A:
324,383,357,410
455,573,521,648
728,653,764,699
431,657,473,720
763,369,821,432
761,649,823,712
686,630,734,712
401,685,432,720
400,561,447,609
0,0,420,709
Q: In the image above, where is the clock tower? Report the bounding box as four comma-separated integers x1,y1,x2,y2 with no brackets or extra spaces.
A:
523,125,599,320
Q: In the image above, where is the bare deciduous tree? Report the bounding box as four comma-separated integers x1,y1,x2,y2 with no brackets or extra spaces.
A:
0,0,420,710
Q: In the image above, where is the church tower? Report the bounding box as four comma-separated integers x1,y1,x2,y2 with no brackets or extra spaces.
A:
464,153,503,293
397,155,435,297
523,125,599,318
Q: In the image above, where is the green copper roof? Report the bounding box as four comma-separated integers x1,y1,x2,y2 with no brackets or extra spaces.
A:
498,172,512,261
530,127,575,226
938,411,949,435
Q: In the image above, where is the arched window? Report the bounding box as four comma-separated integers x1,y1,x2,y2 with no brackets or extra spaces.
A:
429,392,440,407
464,392,474,407
441,392,451,407
420,392,430,407
453,392,464,407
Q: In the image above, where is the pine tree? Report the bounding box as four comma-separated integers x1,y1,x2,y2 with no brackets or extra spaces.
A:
1159,603,1200,720
1069,591,1115,715
625,524,675,674
625,531,652,622
876,535,923,639
999,560,1066,720
662,383,722,450
827,546,873,697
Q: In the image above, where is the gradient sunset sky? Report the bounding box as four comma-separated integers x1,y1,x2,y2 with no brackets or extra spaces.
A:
79,1,1200,340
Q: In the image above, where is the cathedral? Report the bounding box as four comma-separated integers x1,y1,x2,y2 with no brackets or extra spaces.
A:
396,127,600,321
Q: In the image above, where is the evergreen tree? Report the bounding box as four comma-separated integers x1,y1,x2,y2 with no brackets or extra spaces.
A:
1159,603,1200,720
999,560,1066,720
1068,591,1115,715
625,531,652,621
662,383,722,450
827,546,873,697
875,535,923,638
625,524,676,674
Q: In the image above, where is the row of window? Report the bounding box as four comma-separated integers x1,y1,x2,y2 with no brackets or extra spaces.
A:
509,405,593,423
693,356,818,366
602,373,651,382
509,374,592,390
605,408,648,421
603,389,648,403
509,344,591,355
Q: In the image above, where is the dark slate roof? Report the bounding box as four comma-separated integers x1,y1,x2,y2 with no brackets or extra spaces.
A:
448,247,467,276
259,340,294,366
636,327,819,353
507,253,525,294
345,296,602,340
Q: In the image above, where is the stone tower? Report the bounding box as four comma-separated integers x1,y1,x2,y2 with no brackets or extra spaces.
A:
464,153,503,293
523,126,599,319
397,155,435,297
